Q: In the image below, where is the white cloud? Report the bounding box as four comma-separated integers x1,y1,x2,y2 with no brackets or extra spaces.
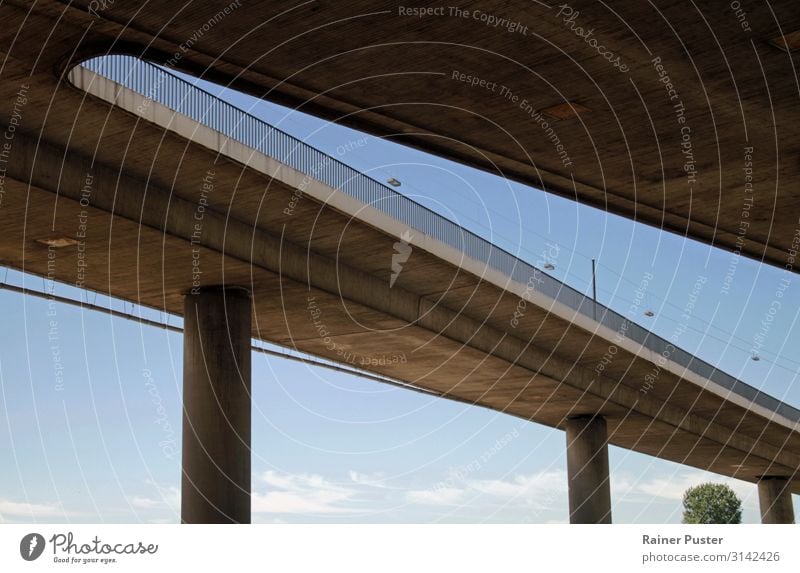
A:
0,499,67,519
129,496,163,509
404,470,567,509
130,472,386,517
253,471,358,515
128,481,180,513
406,487,466,506
400,467,762,522
470,471,567,502
252,490,354,514
348,471,388,488
632,470,757,508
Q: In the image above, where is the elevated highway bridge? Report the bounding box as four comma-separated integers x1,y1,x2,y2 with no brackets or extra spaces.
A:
0,2,798,524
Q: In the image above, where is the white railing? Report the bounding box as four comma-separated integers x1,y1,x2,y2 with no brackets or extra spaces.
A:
74,55,799,422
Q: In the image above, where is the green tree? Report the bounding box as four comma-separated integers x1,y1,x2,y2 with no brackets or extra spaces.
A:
682,483,742,524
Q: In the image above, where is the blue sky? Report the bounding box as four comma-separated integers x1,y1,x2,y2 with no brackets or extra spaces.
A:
0,60,798,523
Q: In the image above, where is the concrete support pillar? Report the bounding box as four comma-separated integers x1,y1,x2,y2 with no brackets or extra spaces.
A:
182,286,252,524
758,477,795,524
566,415,612,524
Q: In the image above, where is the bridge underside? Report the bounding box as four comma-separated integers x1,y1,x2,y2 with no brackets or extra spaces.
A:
0,0,798,523
5,0,800,269
3,86,799,487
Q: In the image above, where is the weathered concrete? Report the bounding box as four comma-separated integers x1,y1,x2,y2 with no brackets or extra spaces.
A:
4,91,800,494
182,286,252,524
3,0,795,270
1,1,800,526
566,416,612,524
758,477,795,524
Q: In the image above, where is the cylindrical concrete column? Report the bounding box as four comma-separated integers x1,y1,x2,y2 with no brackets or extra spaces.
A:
758,477,795,524
566,415,612,524
182,286,252,524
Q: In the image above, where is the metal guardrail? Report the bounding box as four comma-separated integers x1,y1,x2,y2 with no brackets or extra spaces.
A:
76,55,800,423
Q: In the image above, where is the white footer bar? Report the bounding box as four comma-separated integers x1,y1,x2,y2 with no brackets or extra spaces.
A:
1,524,797,572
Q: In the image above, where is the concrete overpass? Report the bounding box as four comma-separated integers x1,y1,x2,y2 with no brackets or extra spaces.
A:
3,0,800,271
0,47,796,524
